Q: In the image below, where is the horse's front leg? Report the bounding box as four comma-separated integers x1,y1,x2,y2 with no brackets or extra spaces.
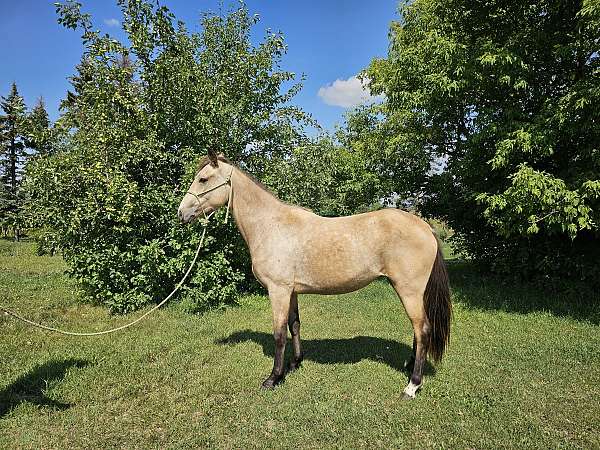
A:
262,285,292,389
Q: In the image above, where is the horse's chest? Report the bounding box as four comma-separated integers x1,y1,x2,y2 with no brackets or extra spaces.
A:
250,252,295,287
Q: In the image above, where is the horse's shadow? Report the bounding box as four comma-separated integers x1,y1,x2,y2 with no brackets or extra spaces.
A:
0,358,89,418
216,330,435,376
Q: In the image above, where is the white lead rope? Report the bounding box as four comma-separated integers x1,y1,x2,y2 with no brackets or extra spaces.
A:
0,212,215,336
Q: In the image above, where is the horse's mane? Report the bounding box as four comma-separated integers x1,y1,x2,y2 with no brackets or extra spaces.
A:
195,154,312,213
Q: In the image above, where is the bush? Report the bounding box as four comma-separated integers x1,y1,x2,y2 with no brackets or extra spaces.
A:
26,0,308,313
264,134,385,217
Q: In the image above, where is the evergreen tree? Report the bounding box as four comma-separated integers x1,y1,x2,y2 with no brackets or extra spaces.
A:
0,82,27,239
26,97,52,154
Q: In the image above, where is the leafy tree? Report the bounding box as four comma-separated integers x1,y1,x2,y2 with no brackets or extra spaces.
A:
265,134,381,217
27,0,309,313
264,95,438,219
367,0,600,282
0,82,28,240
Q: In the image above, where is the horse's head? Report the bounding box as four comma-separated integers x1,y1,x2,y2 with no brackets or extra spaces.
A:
178,151,233,224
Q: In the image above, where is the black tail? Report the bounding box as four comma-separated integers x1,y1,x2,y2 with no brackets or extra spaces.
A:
424,243,451,363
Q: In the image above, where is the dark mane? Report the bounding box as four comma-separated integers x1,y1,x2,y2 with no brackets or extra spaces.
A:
195,154,312,213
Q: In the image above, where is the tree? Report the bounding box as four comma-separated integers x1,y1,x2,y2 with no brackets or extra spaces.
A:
263,94,440,219
25,97,53,154
0,82,28,240
366,0,600,282
26,0,310,313
265,134,383,217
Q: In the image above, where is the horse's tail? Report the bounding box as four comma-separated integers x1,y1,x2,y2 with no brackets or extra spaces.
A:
424,242,451,363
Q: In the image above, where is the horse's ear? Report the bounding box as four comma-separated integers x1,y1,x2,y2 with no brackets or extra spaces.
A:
208,149,218,166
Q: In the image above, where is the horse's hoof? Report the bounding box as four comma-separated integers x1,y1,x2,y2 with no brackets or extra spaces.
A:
261,375,284,389
288,358,303,373
401,392,415,401
401,382,421,400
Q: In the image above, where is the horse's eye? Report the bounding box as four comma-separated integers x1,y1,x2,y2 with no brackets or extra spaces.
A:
198,177,208,183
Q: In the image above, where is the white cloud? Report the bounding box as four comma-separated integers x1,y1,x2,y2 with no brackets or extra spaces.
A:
104,18,120,27
317,75,382,108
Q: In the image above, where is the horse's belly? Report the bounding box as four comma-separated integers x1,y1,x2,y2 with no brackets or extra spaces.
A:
294,278,375,295
293,262,381,295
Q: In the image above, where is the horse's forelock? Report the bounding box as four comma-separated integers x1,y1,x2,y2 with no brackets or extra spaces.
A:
195,154,231,173
195,156,212,172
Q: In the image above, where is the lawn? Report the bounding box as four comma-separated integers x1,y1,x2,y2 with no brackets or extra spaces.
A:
1,240,599,449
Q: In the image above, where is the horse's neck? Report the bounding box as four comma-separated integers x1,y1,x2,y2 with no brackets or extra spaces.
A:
230,167,284,252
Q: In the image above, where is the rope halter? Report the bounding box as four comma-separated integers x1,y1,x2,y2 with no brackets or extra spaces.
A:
186,166,234,223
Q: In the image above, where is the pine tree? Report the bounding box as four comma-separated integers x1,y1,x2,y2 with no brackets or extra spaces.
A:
0,82,28,239
26,97,52,154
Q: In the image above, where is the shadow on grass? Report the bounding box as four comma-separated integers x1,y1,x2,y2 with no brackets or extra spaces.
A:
0,358,89,418
448,261,600,325
217,330,435,376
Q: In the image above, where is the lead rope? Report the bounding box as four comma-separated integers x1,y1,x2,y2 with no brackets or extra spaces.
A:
224,174,233,224
0,209,219,336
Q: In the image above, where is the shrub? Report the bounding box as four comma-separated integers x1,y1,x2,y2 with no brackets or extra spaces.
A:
26,0,308,313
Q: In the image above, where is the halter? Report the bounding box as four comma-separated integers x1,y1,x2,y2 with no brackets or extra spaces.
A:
186,166,234,223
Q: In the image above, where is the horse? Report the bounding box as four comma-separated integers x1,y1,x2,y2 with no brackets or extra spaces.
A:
178,152,451,399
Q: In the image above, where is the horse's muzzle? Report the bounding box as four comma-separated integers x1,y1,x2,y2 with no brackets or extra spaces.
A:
178,207,195,224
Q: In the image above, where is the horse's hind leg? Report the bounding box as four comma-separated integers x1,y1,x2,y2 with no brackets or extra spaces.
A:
404,314,430,400
288,292,303,372
262,285,292,389
403,335,417,371
391,283,430,400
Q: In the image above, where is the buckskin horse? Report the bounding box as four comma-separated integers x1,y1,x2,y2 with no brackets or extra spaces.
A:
178,152,451,399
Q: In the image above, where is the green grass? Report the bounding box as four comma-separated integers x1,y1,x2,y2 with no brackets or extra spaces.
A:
1,240,599,449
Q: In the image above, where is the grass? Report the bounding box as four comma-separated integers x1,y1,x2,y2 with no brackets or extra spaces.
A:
1,240,599,449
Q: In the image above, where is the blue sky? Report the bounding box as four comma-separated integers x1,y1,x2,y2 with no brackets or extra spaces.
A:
0,1,398,131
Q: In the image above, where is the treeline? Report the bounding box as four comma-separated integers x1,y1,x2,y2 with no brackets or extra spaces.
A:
0,83,52,240
13,0,600,313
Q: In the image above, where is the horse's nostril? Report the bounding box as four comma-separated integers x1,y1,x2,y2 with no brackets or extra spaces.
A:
178,209,184,221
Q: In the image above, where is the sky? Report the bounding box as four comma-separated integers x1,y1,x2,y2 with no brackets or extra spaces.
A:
0,1,398,131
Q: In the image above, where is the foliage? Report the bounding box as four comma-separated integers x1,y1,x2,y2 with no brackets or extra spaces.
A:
427,217,453,242
264,100,434,218
24,97,53,155
366,0,600,282
26,0,309,313
265,133,383,217
0,84,53,239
